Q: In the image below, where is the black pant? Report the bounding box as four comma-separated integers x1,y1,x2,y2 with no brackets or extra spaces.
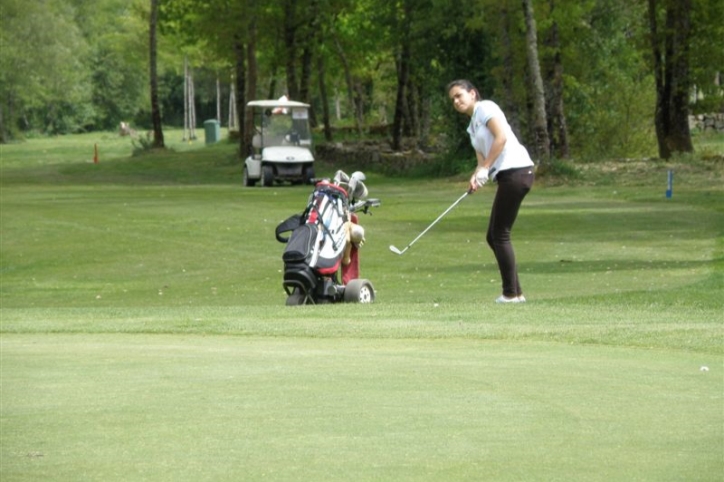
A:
486,167,535,297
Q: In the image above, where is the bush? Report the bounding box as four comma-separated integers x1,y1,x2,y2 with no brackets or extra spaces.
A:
131,132,155,156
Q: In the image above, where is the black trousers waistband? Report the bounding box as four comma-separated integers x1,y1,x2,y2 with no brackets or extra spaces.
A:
495,166,534,181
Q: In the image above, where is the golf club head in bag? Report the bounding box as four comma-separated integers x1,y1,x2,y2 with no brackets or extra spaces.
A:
347,171,368,202
333,170,350,185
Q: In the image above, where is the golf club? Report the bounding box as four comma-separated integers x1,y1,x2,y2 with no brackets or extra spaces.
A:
389,189,472,255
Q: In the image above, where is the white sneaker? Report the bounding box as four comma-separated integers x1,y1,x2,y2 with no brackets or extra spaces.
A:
517,295,526,303
495,295,522,303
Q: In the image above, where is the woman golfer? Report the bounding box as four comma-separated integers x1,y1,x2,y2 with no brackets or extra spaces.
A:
447,79,535,303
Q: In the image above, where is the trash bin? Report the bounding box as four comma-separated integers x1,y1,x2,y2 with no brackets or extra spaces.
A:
203,119,220,145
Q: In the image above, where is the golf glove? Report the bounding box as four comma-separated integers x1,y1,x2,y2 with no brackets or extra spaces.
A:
475,167,489,187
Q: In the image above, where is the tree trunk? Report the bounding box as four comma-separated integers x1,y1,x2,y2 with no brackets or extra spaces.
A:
267,71,278,100
228,77,237,130
331,27,363,136
418,92,431,151
149,0,164,148
283,0,299,100
648,0,694,158
246,18,258,152
233,36,247,158
392,52,410,151
499,6,521,138
545,0,569,158
216,77,221,122
663,0,694,155
300,45,312,102
299,0,320,127
392,1,412,151
353,81,365,131
188,70,197,140
0,99,5,143
404,76,418,138
183,56,189,140
522,0,549,163
317,54,333,142
300,44,317,127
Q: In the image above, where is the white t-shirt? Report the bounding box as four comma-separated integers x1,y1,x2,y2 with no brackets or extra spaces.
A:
467,100,534,179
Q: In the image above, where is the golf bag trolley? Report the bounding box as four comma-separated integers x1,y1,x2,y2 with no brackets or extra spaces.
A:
275,171,380,305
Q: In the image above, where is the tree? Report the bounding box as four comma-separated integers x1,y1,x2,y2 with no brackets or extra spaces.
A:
550,0,655,160
8,0,721,167
330,11,364,135
71,0,151,131
647,0,694,158
244,14,258,156
391,0,413,151
282,0,301,100
317,51,334,141
159,0,261,156
497,3,523,138
522,0,550,163
0,0,93,140
689,0,724,113
543,0,569,158
149,0,165,148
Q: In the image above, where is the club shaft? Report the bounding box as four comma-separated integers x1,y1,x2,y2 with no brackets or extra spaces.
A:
401,191,469,251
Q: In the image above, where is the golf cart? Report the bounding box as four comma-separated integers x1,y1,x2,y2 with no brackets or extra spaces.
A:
242,99,315,187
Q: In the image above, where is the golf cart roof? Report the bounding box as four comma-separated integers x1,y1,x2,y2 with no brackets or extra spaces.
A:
246,100,310,109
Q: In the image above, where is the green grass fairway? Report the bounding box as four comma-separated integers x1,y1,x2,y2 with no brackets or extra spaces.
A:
1,132,723,481
1,335,719,481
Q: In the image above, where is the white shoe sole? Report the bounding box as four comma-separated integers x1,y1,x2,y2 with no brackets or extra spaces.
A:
496,295,522,303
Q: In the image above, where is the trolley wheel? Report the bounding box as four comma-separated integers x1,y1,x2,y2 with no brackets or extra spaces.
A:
285,290,306,306
343,279,375,303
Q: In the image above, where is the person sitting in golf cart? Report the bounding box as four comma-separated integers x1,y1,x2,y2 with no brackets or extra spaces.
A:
257,99,310,147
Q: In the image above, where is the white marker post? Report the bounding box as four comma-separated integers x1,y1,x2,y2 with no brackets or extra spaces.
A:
666,170,673,199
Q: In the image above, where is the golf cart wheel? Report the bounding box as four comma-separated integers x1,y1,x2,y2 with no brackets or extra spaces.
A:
303,165,315,185
243,166,256,187
285,289,306,306
261,164,274,187
343,279,375,303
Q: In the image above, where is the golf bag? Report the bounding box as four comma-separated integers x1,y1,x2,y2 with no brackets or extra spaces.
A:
275,171,380,305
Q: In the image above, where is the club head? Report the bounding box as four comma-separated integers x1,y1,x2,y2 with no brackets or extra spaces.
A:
352,181,368,200
389,245,404,255
333,170,350,184
348,171,367,200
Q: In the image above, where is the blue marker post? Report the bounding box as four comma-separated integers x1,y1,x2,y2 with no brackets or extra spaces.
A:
666,170,673,199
